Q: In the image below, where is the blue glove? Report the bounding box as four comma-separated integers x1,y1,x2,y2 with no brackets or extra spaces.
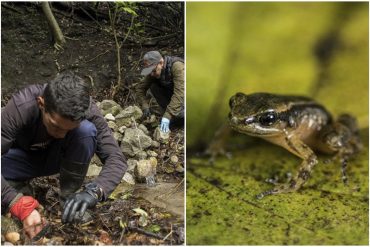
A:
160,117,170,133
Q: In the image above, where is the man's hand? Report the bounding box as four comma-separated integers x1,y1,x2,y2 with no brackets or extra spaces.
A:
160,117,170,133
142,108,151,119
62,191,98,224
9,195,46,239
22,210,46,239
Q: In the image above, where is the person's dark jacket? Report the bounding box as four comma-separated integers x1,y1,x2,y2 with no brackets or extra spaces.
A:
1,84,127,210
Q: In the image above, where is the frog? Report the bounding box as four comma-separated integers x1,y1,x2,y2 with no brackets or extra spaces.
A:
208,92,362,199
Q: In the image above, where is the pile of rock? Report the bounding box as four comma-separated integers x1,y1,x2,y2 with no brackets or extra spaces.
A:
87,100,182,186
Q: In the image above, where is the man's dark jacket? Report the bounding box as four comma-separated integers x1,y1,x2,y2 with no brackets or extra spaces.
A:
1,84,127,210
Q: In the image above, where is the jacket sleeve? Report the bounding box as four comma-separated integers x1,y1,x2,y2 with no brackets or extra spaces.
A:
163,61,184,120
1,176,19,212
88,102,128,199
135,76,154,110
1,99,25,210
1,98,23,155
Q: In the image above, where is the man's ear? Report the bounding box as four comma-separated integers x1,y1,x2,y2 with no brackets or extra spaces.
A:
37,97,45,110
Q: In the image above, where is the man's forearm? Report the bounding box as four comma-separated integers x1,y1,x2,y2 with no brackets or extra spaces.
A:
1,175,19,211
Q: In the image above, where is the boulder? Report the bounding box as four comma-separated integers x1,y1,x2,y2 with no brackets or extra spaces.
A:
134,157,157,182
99,100,122,116
121,128,153,157
115,106,143,127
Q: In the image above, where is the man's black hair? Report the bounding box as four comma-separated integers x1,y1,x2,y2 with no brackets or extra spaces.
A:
43,71,91,121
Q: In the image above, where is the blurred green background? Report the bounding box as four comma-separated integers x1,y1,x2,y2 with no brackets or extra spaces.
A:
186,2,368,245
187,2,368,149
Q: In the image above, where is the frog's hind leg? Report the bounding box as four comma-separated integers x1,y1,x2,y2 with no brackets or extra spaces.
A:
323,114,362,184
257,135,318,199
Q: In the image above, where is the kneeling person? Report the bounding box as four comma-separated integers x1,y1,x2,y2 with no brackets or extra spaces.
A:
1,71,127,238
136,51,184,133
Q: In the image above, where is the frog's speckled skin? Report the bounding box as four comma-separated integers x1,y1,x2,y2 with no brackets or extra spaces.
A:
227,92,362,198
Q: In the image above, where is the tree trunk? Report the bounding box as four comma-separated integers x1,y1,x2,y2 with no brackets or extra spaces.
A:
41,2,66,48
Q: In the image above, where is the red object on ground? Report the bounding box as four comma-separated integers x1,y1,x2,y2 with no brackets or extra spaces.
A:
10,196,39,221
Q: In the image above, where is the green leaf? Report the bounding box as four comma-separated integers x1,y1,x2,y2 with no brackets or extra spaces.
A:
119,219,127,230
121,7,138,16
132,208,148,217
148,224,161,233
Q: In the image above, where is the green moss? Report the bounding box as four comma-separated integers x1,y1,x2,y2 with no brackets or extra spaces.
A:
186,130,368,245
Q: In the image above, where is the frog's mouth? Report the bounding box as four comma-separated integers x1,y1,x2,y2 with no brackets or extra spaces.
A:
229,115,281,136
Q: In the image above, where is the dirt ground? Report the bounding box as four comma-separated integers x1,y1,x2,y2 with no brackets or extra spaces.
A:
1,2,184,245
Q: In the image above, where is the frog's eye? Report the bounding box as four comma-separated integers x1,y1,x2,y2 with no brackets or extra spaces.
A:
259,112,277,126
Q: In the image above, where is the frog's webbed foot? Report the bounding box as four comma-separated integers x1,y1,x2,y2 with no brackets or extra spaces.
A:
256,181,299,199
257,133,318,199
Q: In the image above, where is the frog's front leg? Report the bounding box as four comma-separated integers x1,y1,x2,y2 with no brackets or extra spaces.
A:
257,135,318,199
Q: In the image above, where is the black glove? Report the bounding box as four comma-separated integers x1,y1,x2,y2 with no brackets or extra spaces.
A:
61,183,101,223
142,108,151,119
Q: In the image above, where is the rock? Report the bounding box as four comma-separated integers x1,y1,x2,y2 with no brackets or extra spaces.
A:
135,150,148,160
163,164,175,173
147,150,158,157
175,164,184,173
122,172,136,185
127,159,138,172
115,106,143,127
170,155,179,164
90,154,103,166
118,126,127,134
142,115,157,125
115,115,133,127
121,128,153,157
138,124,149,135
151,140,160,148
104,113,115,122
110,105,124,116
87,164,102,177
99,100,122,116
108,121,118,132
134,158,157,182
113,132,123,143
4,232,19,244
153,127,170,143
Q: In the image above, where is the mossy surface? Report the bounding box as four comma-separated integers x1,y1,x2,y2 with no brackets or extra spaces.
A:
186,130,368,245
186,2,368,244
